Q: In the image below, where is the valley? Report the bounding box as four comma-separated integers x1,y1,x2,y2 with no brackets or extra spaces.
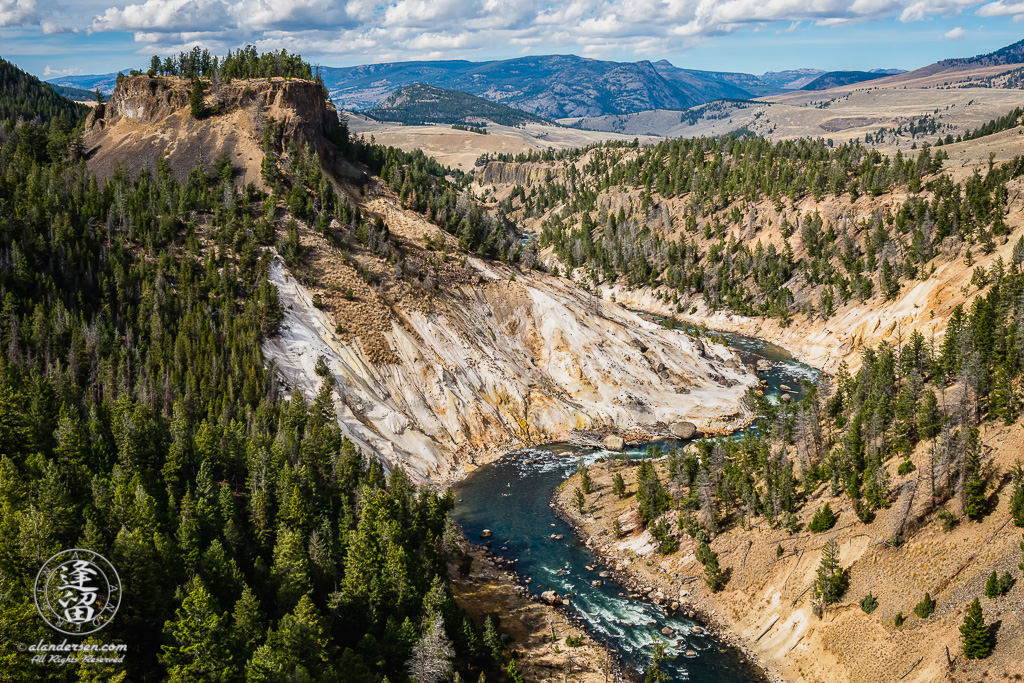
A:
5,28,1024,683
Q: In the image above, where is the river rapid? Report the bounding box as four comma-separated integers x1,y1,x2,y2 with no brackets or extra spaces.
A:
452,332,822,682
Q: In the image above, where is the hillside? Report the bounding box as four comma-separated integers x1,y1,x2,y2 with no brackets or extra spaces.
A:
801,70,889,91
0,53,763,683
0,56,89,124
362,83,549,126
469,101,1024,682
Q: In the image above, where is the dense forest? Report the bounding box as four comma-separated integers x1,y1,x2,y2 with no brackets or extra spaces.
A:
0,56,516,682
0,57,89,126
146,45,314,83
488,132,1024,325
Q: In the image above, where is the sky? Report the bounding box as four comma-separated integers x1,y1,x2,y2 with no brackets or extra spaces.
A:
1,0,1023,80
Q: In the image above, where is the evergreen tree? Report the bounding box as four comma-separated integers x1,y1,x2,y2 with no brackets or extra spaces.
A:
964,428,987,520
160,578,238,682
813,539,846,610
960,598,991,659
578,456,592,494
612,472,626,498
1010,461,1024,527
644,637,670,683
190,76,205,118
482,616,502,664
808,503,836,533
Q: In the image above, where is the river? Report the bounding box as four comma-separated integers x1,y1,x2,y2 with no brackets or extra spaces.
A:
452,331,822,682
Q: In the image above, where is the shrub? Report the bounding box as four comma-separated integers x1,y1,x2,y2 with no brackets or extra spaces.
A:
860,593,879,614
936,507,957,532
809,503,837,533
913,592,936,619
893,612,905,627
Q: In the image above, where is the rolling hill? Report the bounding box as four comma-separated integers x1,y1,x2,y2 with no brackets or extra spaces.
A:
363,83,550,126
800,70,891,91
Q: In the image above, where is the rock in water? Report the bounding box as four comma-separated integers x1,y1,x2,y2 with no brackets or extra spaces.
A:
669,421,698,439
591,580,603,587
603,435,625,451
480,529,492,539
781,393,792,402
541,590,559,604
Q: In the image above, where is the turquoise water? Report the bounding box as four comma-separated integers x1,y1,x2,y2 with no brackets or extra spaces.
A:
452,331,821,682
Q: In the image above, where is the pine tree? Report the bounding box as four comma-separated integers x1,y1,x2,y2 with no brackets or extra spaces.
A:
578,456,592,494
703,546,725,592
189,77,205,119
644,637,670,683
483,615,502,664
985,570,1000,598
612,472,626,497
964,428,987,520
960,598,991,659
812,539,846,610
573,486,585,513
160,578,237,682
505,659,525,683
1010,460,1024,528
808,503,836,533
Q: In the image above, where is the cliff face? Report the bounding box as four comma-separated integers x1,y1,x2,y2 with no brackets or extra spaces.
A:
83,75,346,186
479,160,561,186
264,250,758,484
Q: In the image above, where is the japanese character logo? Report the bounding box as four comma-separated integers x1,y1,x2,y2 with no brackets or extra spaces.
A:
34,549,121,635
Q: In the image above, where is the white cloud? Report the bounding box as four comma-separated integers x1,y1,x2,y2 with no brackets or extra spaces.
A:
43,64,79,76
977,0,1024,17
942,24,967,36
73,0,1008,63
0,0,39,26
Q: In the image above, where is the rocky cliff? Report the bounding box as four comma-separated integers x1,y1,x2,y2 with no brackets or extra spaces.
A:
84,75,349,186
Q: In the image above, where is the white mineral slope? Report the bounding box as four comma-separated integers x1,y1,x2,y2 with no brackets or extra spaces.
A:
264,256,758,484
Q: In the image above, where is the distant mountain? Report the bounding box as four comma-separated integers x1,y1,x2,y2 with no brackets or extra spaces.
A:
801,71,890,91
364,83,549,126
46,72,124,96
323,55,775,119
1,57,90,124
759,69,825,90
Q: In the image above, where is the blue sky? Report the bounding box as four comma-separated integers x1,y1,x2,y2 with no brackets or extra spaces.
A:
1,0,1022,79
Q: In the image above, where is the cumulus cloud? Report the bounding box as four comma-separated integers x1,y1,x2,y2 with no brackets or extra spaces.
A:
0,0,39,26
977,0,1024,18
74,0,1008,61
942,25,967,36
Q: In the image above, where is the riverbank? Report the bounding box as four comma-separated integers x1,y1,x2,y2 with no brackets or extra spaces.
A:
551,458,783,683
553,429,1024,683
451,539,612,682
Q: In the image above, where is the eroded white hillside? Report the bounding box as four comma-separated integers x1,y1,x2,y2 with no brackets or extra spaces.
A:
264,256,757,483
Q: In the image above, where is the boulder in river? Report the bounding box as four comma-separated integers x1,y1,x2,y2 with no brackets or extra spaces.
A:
780,393,792,402
756,359,773,372
541,590,559,604
780,384,792,392
691,626,704,635
603,435,625,451
685,649,697,658
669,421,698,439
661,627,675,636
480,529,492,539
591,580,603,587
